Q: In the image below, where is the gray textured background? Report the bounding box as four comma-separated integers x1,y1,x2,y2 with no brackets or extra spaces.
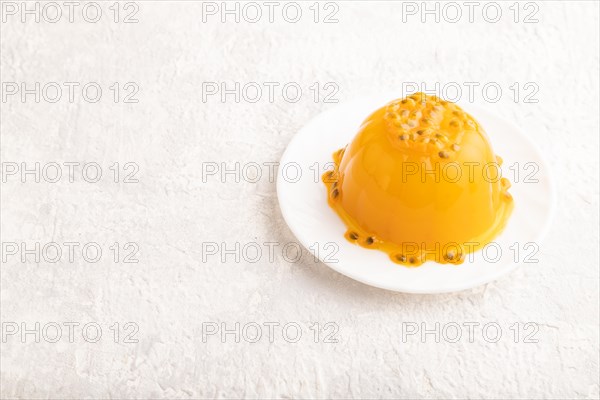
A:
1,1,599,398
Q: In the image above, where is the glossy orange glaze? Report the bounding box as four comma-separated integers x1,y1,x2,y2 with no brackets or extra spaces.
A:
323,93,513,266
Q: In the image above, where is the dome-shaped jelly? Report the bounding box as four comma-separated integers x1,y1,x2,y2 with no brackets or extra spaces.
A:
323,93,514,266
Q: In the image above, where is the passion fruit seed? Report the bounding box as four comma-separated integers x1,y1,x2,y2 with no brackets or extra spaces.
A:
399,134,408,140
365,237,375,245
326,171,334,179
449,120,459,127
396,254,406,262
446,250,455,260
331,188,339,198
409,257,416,264
439,151,450,159
416,129,425,135
349,232,359,240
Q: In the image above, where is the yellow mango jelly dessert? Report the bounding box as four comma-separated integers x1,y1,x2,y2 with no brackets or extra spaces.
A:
323,93,513,266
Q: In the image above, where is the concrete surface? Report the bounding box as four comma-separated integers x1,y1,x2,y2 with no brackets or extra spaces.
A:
1,1,599,398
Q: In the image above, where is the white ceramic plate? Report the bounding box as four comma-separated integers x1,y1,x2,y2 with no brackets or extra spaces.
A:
277,94,555,293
